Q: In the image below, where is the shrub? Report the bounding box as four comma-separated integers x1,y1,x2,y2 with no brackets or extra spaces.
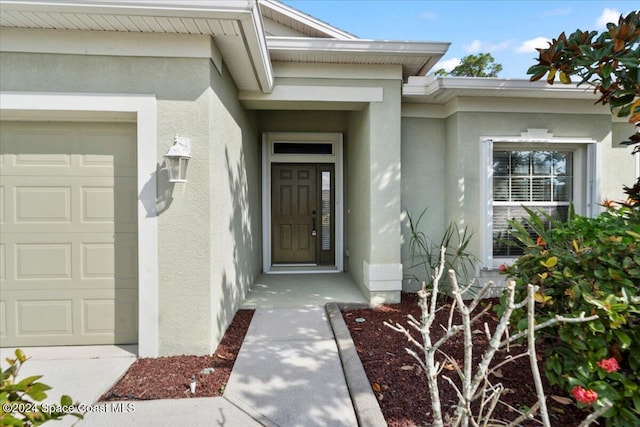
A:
1,349,83,426
405,207,478,290
498,206,640,426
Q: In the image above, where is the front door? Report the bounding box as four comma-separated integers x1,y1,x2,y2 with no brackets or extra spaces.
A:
271,163,334,265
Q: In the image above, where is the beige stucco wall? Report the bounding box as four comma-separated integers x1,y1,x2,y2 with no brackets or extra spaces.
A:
400,117,447,290
400,99,636,290
606,121,638,201
0,51,261,355
346,107,372,292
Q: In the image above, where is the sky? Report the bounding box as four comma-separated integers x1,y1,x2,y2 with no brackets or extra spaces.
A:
280,0,636,78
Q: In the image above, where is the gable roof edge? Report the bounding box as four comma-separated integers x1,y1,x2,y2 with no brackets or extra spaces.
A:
258,0,358,40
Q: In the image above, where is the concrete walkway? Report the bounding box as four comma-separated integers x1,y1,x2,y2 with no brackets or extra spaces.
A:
225,307,358,427
1,305,385,427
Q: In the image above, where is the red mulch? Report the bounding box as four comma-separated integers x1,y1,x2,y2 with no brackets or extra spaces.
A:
101,296,592,426
342,293,590,427
101,310,254,401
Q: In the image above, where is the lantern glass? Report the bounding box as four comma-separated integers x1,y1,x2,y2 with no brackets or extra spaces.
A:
166,156,189,182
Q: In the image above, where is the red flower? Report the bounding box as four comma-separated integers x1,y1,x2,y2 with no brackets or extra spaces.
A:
498,264,508,273
572,386,598,405
597,357,619,373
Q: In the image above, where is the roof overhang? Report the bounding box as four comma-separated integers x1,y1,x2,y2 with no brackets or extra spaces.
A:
403,75,600,104
0,0,274,92
268,37,450,81
259,0,357,39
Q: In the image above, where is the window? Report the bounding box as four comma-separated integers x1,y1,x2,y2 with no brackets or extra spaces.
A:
480,130,598,268
492,150,572,257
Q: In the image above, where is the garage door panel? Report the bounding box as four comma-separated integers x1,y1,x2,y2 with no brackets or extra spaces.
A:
17,298,74,336
0,186,5,224
2,177,136,233
1,122,136,177
1,289,137,346
3,233,136,289
81,237,137,284
0,300,6,339
79,127,137,177
17,243,72,280
0,244,5,281
82,178,137,231
83,290,137,342
7,129,74,167
112,234,138,281
15,186,72,223
0,121,138,347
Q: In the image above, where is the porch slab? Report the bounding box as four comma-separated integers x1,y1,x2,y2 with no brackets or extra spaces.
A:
241,273,368,309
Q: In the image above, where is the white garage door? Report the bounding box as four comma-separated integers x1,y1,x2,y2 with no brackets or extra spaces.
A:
0,121,138,346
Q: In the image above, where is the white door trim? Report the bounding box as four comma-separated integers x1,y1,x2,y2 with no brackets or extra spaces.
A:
262,132,344,273
0,91,159,357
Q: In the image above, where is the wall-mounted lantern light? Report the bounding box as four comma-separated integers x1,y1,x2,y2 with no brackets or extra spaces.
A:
164,134,191,183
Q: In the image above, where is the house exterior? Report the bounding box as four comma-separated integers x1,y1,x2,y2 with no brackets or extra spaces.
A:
0,0,636,357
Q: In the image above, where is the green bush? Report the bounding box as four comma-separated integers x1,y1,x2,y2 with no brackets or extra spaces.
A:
1,349,83,426
405,207,478,290
498,206,640,426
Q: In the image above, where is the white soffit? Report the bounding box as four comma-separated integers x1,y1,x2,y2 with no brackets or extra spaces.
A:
268,37,450,80
0,0,273,92
403,75,600,104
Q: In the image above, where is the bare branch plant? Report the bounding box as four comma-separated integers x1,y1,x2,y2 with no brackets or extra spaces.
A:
386,247,609,427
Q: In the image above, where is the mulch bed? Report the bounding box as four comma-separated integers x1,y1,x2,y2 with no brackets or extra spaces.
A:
342,293,590,427
101,295,592,426
101,310,254,401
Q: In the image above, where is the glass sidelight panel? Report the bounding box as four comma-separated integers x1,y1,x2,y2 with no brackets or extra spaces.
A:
321,171,331,251
318,165,335,265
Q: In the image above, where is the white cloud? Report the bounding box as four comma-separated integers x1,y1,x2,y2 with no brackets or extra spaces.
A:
436,58,461,72
516,37,550,53
465,40,483,53
464,39,512,54
597,8,620,28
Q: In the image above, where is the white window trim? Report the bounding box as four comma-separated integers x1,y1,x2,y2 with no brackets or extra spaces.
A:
480,129,599,269
262,132,344,273
0,91,159,357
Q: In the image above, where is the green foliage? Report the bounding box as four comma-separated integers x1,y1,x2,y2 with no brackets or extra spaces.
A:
498,206,640,426
1,349,83,426
434,53,503,77
405,207,478,289
527,10,640,154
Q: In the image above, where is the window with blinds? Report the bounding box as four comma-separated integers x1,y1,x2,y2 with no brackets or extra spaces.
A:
492,150,572,257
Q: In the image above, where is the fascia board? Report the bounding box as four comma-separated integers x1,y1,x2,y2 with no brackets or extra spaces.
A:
267,36,450,56
239,3,274,93
258,0,357,40
0,1,256,19
403,76,597,101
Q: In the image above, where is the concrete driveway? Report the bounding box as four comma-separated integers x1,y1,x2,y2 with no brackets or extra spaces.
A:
0,345,136,427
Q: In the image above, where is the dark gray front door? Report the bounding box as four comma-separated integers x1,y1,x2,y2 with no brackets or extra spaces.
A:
271,163,335,265
272,164,317,264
